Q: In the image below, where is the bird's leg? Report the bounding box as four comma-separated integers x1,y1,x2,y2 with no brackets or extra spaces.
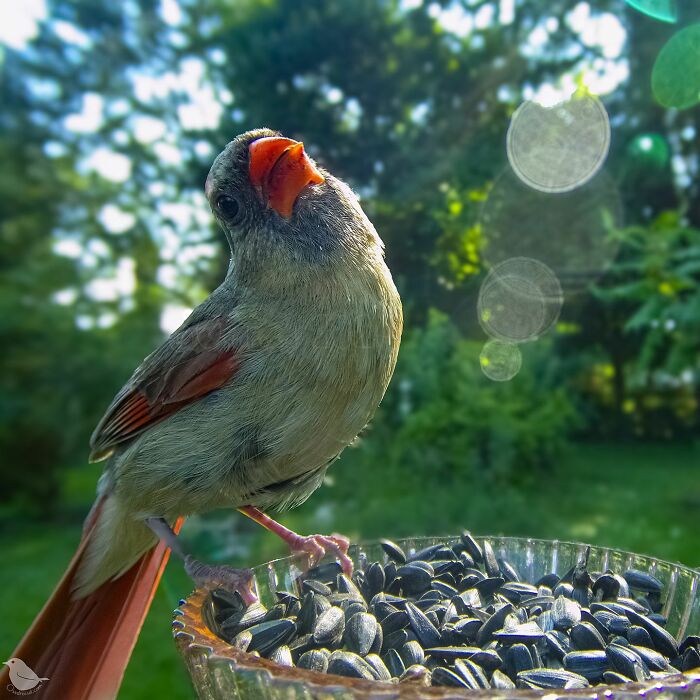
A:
145,517,257,604
238,506,353,576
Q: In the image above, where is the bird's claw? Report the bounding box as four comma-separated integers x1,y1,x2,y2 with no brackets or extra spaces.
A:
289,533,353,576
184,555,258,604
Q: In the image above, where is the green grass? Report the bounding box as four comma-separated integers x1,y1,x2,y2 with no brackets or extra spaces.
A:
0,442,697,699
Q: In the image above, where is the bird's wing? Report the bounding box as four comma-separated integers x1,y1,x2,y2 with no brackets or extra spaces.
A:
89,314,239,461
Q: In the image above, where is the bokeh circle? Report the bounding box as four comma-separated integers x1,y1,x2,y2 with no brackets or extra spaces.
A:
479,340,522,382
623,0,677,23
507,94,610,194
478,258,563,343
652,23,700,110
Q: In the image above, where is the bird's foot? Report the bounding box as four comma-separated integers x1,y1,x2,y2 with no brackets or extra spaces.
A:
185,555,257,605
237,506,354,576
287,533,353,576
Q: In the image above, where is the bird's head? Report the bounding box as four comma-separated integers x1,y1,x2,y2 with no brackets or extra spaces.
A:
205,128,382,285
4,658,19,666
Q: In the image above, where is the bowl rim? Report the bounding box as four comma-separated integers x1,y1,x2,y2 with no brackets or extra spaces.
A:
173,534,700,699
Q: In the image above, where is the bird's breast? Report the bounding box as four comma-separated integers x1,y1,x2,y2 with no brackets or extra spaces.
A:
235,256,402,472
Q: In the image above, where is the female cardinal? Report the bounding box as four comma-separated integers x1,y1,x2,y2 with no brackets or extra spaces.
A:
3,129,402,700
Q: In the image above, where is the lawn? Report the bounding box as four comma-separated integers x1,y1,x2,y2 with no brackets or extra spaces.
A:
0,442,697,698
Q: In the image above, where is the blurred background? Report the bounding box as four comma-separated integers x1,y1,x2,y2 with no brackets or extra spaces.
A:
1,0,698,696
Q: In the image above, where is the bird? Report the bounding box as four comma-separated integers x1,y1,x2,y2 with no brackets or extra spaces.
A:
3,659,49,692
2,128,403,699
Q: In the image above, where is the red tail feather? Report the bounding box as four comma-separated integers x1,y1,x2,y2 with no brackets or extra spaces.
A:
1,503,183,700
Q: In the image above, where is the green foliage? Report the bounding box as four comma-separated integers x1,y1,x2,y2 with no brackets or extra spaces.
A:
327,311,578,535
570,212,700,438
597,212,700,376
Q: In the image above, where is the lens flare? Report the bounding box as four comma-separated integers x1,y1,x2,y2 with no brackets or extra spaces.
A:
507,93,610,194
624,0,677,23
652,24,700,110
478,258,563,343
479,340,522,382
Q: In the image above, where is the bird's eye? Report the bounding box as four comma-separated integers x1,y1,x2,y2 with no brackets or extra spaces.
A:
215,195,241,222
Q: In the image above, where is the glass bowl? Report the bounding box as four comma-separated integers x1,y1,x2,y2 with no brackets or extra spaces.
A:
173,535,700,699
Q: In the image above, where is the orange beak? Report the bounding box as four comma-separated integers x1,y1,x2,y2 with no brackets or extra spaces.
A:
248,137,325,218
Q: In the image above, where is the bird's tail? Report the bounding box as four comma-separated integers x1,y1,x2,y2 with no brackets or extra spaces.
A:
0,497,182,700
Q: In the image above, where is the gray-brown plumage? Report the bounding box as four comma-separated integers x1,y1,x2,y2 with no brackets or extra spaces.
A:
75,128,402,597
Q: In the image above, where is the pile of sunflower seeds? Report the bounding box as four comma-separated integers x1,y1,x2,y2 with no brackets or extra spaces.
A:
206,534,700,690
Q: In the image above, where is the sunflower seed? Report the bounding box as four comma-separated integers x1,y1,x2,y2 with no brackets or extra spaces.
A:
545,630,571,661
682,647,700,672
380,609,409,635
571,621,606,651
603,670,633,684
477,602,514,645
400,640,424,667
505,643,534,677
381,628,409,653
247,618,296,657
380,539,407,564
432,665,470,687
593,573,621,601
482,540,500,578
453,617,482,641
536,573,561,588
231,629,252,651
625,608,679,658
564,650,608,680
474,576,506,597
327,650,376,680
552,596,582,630
305,562,342,583
679,635,700,654
313,606,345,645
425,646,482,660
491,669,516,689
303,579,332,596
494,621,546,644
459,657,490,688
344,612,377,656
459,532,484,562
211,587,245,614
343,601,366,623
409,544,444,563
405,601,441,647
623,569,663,594
270,645,293,667
631,644,670,671
220,601,267,636
628,624,654,648
518,668,590,689
297,648,329,672
365,562,385,598
365,653,391,680
384,647,405,677
288,633,315,659
606,643,649,681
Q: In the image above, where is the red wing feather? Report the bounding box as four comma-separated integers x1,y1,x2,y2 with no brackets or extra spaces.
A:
89,317,239,461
